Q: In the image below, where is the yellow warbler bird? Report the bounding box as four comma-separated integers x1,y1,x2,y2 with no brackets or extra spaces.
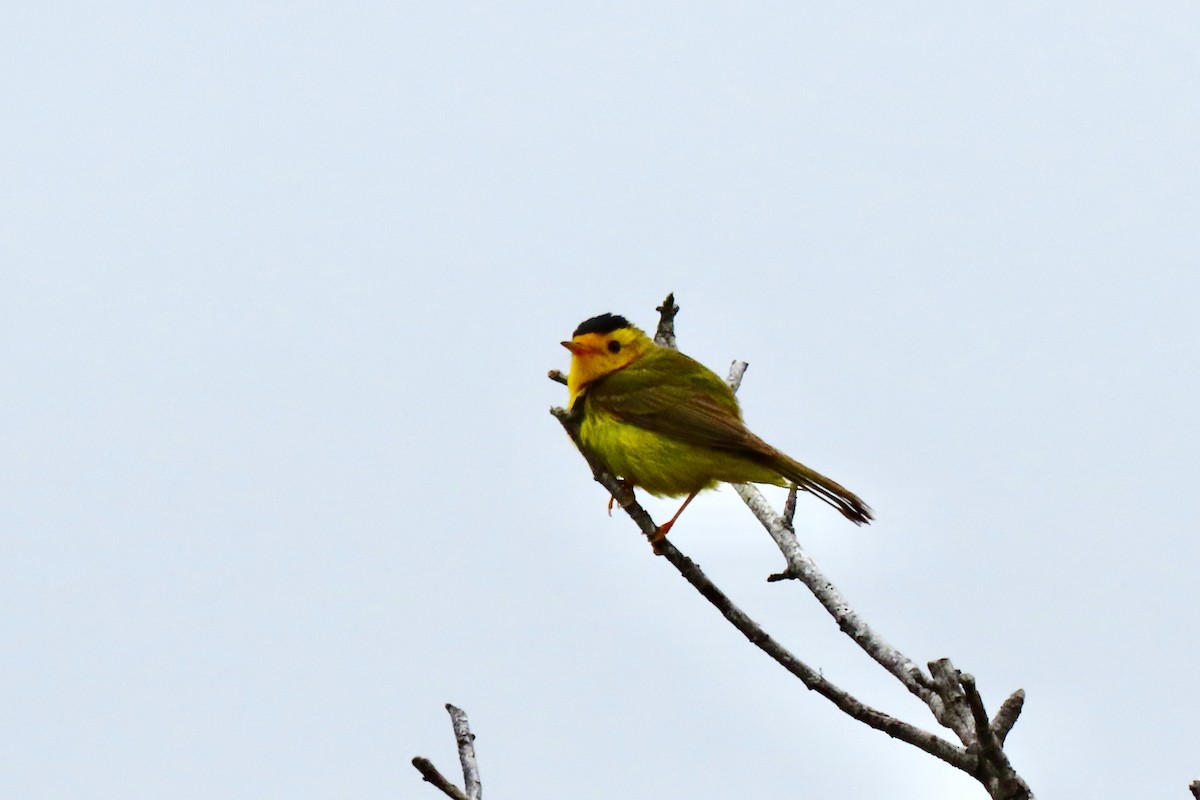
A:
563,313,872,540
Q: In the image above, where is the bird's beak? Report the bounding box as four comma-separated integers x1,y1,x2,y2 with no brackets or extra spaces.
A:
561,340,588,355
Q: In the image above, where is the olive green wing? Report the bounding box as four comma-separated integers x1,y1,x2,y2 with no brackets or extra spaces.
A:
587,348,765,452
588,348,874,525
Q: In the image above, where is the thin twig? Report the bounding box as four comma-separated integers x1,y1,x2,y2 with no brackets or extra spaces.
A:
960,674,1033,800
725,359,748,390
412,705,483,800
655,535,968,770
737,482,935,702
551,406,968,772
991,690,1025,745
548,369,567,386
718,325,999,756
721,362,935,704
781,483,799,531
654,292,679,348
928,658,975,743
447,704,482,800
960,674,1000,759
411,757,470,800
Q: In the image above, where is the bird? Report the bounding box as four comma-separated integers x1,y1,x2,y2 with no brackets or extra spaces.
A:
562,312,872,543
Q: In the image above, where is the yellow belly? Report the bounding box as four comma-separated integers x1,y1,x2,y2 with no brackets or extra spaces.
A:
579,408,785,497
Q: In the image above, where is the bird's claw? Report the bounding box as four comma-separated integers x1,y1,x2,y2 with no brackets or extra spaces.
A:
607,479,633,517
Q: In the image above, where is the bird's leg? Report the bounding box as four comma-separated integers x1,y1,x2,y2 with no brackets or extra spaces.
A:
650,490,700,552
607,479,634,516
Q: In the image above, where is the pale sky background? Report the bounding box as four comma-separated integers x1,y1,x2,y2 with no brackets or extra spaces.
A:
3,3,1198,799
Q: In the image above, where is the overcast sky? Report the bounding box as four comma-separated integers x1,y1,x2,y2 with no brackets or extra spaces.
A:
3,3,1198,798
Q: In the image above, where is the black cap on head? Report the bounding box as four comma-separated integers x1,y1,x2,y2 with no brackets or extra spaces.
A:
573,313,631,337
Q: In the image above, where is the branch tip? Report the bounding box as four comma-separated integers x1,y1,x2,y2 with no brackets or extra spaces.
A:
445,704,482,800
654,292,679,348
726,360,749,392
991,689,1025,745
959,673,993,744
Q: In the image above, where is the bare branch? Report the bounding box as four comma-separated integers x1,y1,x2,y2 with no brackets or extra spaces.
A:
725,359,749,391
411,757,470,800
412,705,483,800
447,704,482,800
927,658,975,743
960,674,1001,760
547,369,567,386
781,483,799,531
550,406,968,772
991,690,1025,745
654,292,679,348
959,674,1034,800
655,536,969,770
736,482,935,703
720,358,934,704
1188,780,1200,800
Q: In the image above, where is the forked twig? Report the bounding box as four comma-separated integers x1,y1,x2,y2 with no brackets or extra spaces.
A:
413,704,482,800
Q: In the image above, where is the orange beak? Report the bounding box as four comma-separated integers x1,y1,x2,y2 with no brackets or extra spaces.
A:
561,340,590,355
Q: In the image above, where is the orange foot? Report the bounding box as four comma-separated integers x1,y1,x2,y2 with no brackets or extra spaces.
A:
607,479,634,516
646,490,699,553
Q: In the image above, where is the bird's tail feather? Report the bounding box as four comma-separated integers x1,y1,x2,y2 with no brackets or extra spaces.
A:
770,455,873,525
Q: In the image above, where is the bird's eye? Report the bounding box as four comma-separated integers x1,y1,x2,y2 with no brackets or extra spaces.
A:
607,340,621,354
